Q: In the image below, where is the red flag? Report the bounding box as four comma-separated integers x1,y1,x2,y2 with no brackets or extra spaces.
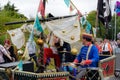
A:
69,3,75,12
38,0,45,17
77,10,82,20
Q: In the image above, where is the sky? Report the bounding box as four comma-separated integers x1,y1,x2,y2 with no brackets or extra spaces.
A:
0,0,118,19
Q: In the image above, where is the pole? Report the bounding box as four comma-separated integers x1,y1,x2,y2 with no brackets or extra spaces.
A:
4,14,77,25
114,12,117,40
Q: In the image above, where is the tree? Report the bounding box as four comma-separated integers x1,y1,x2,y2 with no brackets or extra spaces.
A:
110,14,120,40
86,10,105,39
0,1,27,33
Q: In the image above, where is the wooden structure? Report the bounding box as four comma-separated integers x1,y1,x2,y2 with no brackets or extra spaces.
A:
0,68,69,80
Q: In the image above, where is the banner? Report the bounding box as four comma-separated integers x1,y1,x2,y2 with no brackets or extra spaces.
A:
45,16,80,44
7,28,25,49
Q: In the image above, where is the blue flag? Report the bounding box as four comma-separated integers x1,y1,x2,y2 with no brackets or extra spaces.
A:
64,0,70,7
28,30,34,42
17,60,23,71
86,21,91,34
34,15,43,32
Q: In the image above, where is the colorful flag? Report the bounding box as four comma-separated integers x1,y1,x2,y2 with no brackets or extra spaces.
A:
70,3,75,12
38,0,45,17
64,0,70,7
17,60,23,71
86,21,92,34
34,15,43,32
115,1,120,16
80,16,87,26
97,0,112,25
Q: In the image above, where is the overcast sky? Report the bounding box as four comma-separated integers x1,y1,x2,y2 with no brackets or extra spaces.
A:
0,0,118,19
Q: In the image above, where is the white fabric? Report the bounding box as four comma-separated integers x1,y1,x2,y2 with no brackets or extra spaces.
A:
7,28,25,49
26,41,36,54
102,43,109,52
20,23,46,36
45,16,80,44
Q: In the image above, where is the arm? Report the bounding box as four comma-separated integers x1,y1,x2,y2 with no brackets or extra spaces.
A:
90,46,99,64
1,47,12,61
73,48,82,63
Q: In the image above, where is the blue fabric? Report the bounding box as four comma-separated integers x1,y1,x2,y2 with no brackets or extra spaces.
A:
64,0,70,7
75,45,99,68
86,21,91,34
34,15,43,32
17,60,23,71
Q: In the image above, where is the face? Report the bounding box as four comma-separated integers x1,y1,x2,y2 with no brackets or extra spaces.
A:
82,38,86,45
4,43,10,48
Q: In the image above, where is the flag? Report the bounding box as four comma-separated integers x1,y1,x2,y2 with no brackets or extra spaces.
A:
64,0,70,7
80,16,87,27
70,3,75,12
17,60,23,71
85,21,92,34
34,15,43,32
7,28,25,49
97,0,112,26
115,1,120,16
93,27,97,38
38,0,45,17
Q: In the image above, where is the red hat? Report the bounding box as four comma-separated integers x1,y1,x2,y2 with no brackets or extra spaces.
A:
4,39,11,45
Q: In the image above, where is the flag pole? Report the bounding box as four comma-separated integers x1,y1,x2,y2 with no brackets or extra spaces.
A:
114,12,117,40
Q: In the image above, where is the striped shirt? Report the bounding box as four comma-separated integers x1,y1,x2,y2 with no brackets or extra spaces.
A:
0,44,8,63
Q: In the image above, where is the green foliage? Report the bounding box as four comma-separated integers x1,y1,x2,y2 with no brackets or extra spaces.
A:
86,11,106,39
0,1,27,44
110,14,120,40
87,11,97,27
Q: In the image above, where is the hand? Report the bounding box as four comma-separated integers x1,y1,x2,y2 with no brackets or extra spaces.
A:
80,60,92,65
12,57,15,62
70,63,76,68
80,60,85,66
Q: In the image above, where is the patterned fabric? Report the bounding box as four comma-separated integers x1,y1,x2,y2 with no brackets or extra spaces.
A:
0,44,8,63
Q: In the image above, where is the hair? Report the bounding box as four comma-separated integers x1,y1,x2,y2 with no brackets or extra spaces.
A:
83,36,92,42
4,39,11,45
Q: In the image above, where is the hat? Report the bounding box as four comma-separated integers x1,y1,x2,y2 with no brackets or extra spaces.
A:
82,33,92,41
4,39,11,45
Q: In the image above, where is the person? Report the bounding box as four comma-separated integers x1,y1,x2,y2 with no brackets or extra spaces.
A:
43,34,61,70
26,39,37,64
70,33,99,80
102,38,112,55
4,39,17,62
0,44,13,64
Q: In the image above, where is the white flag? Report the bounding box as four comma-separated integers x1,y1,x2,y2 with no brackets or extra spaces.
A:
7,28,25,49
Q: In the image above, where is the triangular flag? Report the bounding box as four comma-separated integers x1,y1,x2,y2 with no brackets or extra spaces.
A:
64,0,70,7
85,21,92,34
22,45,30,61
34,15,43,32
17,60,23,71
38,0,45,17
28,30,34,42
70,3,75,12
80,16,87,26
